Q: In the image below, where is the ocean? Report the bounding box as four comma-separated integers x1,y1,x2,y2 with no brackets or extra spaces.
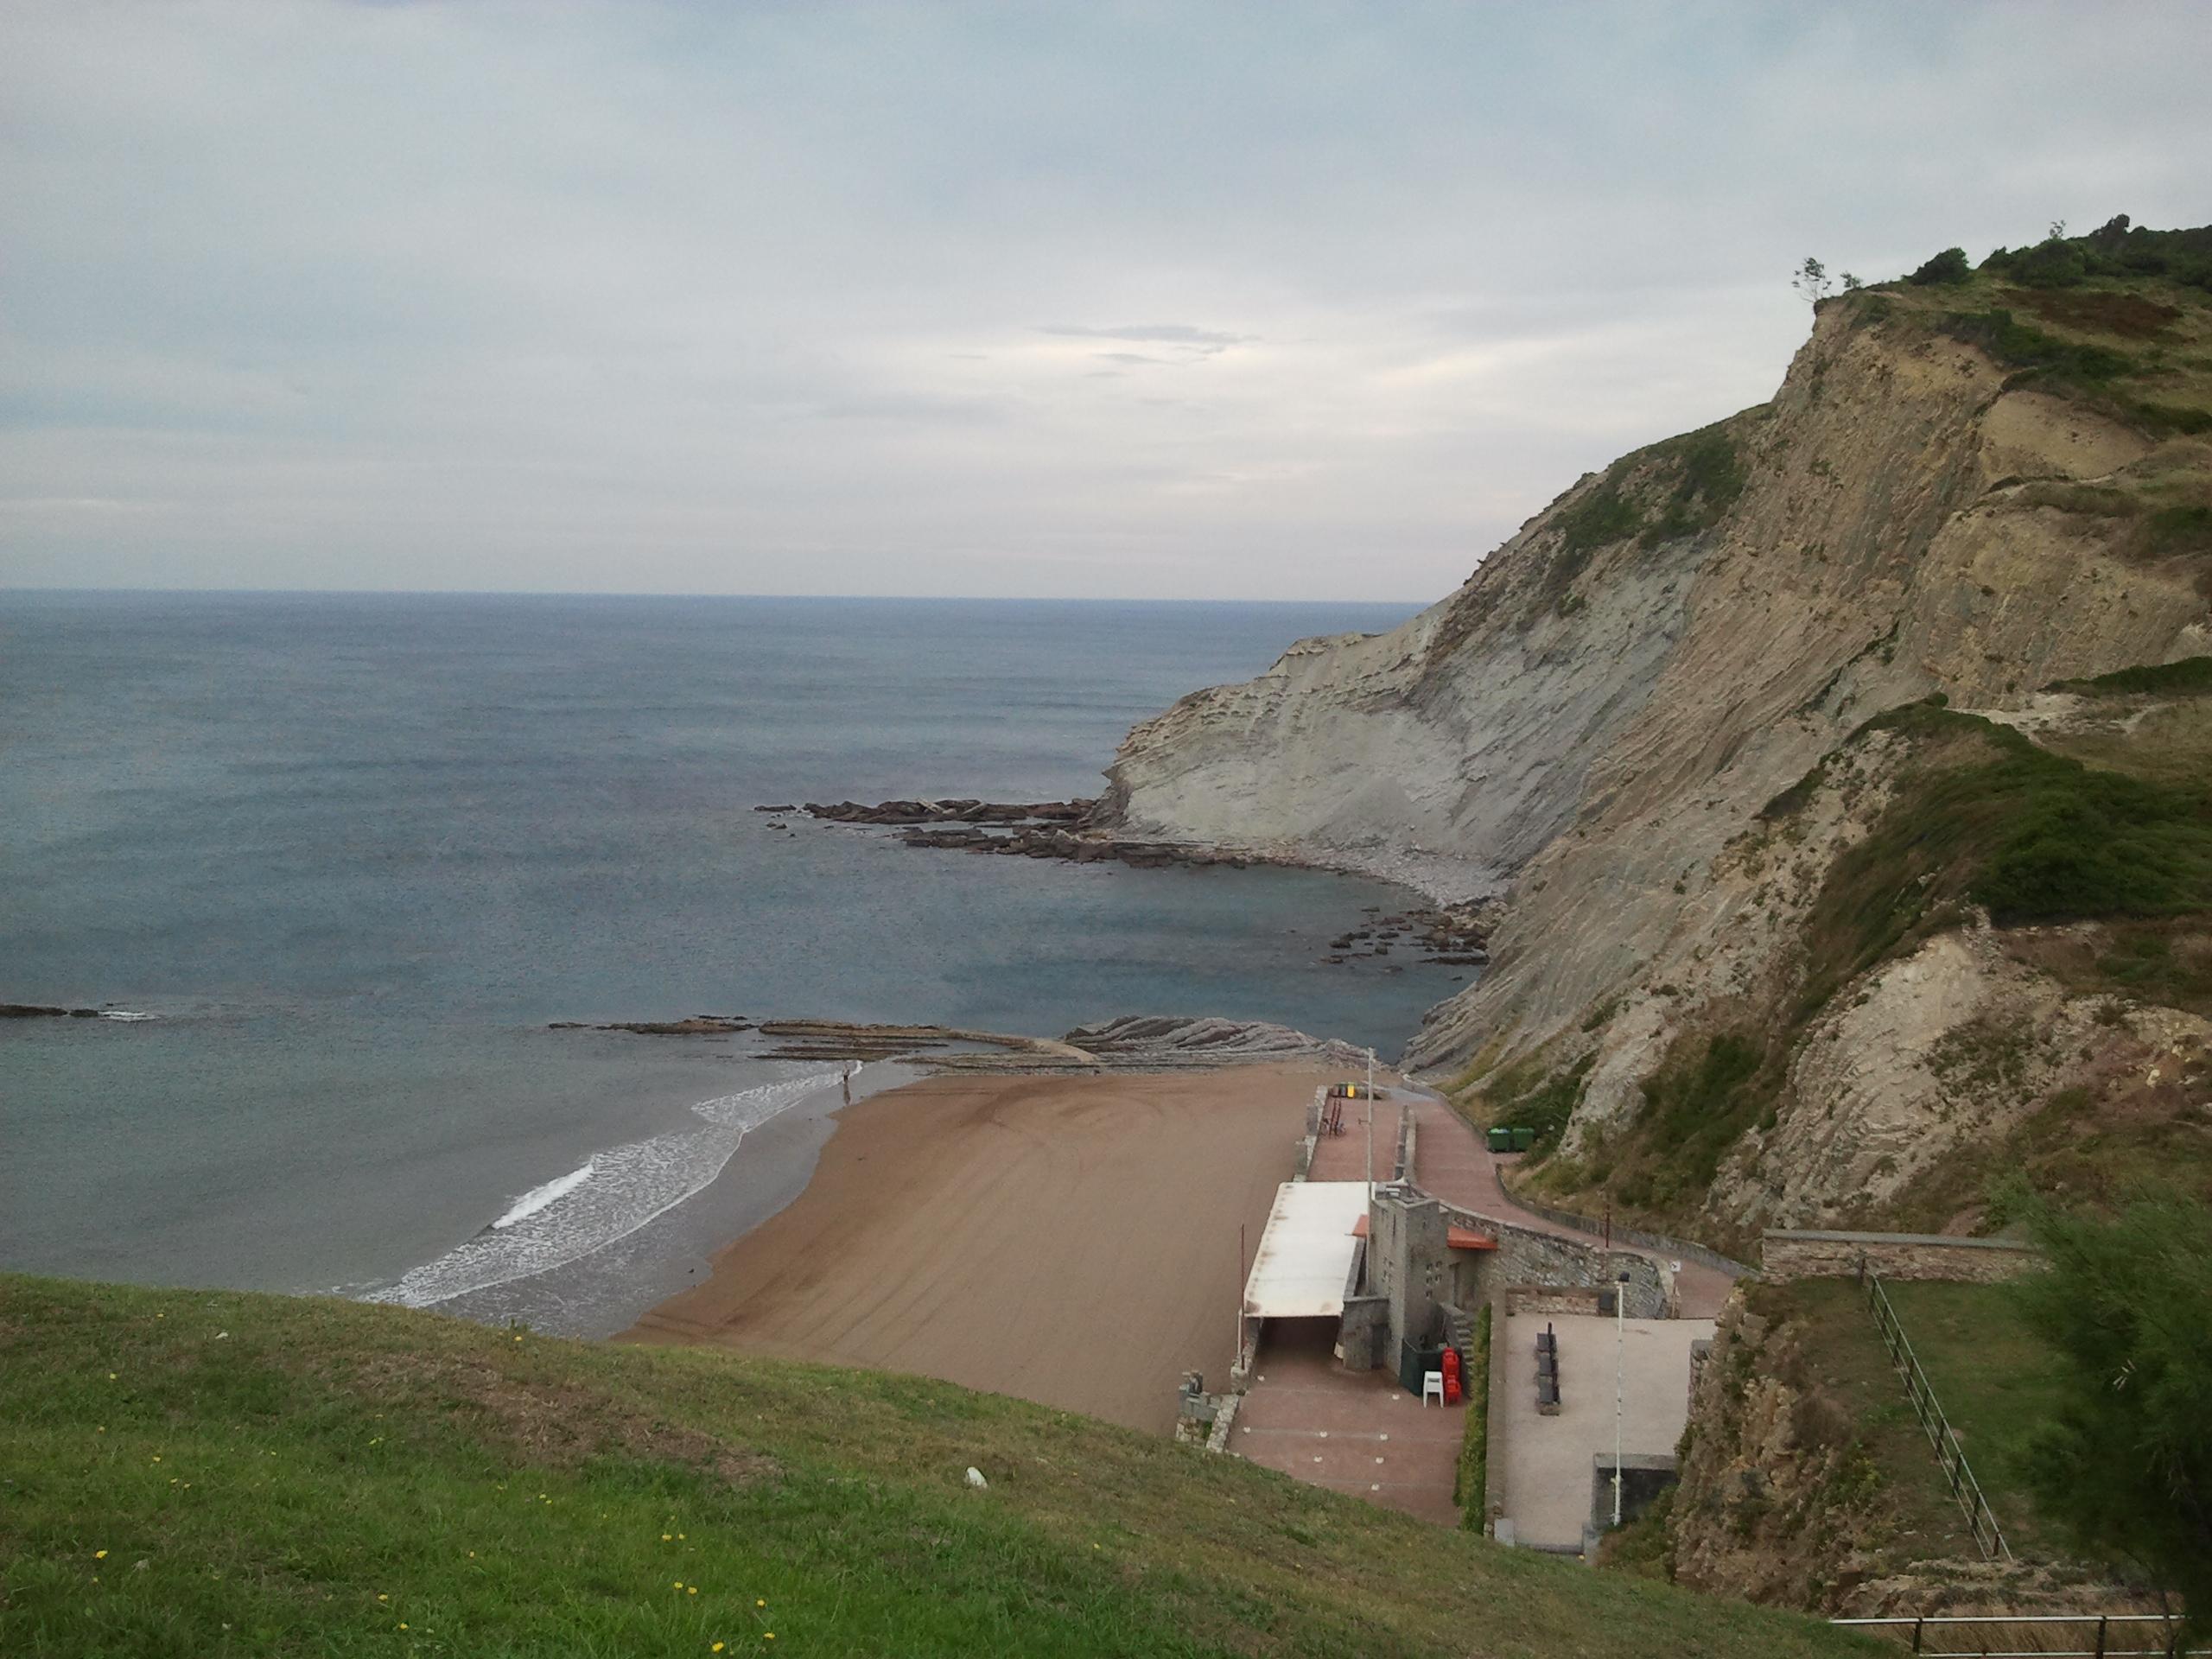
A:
0,592,1468,1333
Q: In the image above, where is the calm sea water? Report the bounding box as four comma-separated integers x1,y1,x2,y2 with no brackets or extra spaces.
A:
0,593,1465,1331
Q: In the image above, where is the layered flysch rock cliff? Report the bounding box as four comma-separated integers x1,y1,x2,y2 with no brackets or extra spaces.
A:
1099,226,2212,1241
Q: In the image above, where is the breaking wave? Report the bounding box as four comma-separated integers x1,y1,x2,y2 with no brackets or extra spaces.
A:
362,1070,840,1309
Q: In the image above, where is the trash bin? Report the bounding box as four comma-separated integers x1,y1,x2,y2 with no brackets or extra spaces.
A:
1397,1340,1446,1395
1510,1126,1535,1153
1486,1127,1512,1153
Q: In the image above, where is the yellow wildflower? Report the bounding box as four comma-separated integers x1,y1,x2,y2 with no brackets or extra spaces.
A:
94,1550,107,1560
714,1645,726,1654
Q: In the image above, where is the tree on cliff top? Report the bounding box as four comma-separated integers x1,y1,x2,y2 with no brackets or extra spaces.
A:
1791,256,1833,306
2012,1190,2212,1633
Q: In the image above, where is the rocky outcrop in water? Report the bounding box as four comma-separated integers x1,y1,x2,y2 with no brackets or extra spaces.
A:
1061,1014,1370,1071
547,1015,755,1036
799,798,1094,826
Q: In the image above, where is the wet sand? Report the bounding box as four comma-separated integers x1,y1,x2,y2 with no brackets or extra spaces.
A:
623,1064,1332,1433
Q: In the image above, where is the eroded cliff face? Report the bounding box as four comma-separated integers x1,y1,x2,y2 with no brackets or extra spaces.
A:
1097,274,2212,1236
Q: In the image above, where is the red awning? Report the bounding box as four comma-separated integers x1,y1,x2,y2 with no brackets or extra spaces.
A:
1350,1215,1497,1250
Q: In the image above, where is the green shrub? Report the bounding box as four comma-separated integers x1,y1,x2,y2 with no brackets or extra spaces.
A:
1455,1304,1492,1530
1802,706,2212,978
1910,247,1972,286
2148,505,2212,557
1940,308,2133,385
2131,402,2212,435
1641,430,1747,546
1631,1031,1770,1196
2014,238,2090,289
2055,655,2212,696
1558,481,1643,556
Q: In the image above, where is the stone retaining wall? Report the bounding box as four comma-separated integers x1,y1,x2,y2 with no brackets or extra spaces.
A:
1760,1229,2040,1284
1437,1202,1672,1319
1500,1186,1755,1278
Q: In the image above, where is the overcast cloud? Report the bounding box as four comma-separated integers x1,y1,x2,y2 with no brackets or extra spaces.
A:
3,1,2209,600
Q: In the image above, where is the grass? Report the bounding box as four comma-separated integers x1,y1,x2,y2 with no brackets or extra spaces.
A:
0,1274,1878,1659
1453,1305,1491,1533
1744,1282,2023,1564
1757,1280,2069,1564
2051,655,2212,696
1794,703,2212,1007
1874,1281,2069,1559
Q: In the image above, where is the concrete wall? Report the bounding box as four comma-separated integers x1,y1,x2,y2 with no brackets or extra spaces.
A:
1368,1186,1452,1352
1503,1186,1755,1278
1760,1230,2039,1284
1336,1294,1390,1370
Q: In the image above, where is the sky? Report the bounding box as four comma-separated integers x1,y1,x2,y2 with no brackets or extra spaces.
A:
3,2,2209,601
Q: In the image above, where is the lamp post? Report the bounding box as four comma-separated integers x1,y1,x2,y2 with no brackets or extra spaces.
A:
1613,1268,1630,1528
1364,1046,1376,1202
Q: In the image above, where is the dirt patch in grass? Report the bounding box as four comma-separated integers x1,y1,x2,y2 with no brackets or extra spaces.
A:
311,1349,782,1486
1999,287,2183,340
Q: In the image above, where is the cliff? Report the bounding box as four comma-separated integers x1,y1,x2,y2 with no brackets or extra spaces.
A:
1100,226,2212,1241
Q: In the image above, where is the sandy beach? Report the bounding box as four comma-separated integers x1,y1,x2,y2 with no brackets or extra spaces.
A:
624,1063,1339,1433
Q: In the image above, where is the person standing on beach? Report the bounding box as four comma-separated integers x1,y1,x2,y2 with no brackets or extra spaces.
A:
842,1061,856,1106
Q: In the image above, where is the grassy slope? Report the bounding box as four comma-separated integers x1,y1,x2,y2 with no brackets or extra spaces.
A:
0,1275,1872,1659
1758,1281,2067,1563
1876,1281,2069,1559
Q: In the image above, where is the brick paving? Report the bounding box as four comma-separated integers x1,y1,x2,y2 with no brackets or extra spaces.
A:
1232,1319,1463,1526
1304,1087,1400,1185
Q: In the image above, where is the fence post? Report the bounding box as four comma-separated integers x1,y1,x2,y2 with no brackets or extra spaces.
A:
2094,1614,2107,1658
1910,1614,1923,1653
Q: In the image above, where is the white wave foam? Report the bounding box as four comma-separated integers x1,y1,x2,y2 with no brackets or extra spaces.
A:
493,1160,595,1230
99,1010,159,1021
362,1069,840,1310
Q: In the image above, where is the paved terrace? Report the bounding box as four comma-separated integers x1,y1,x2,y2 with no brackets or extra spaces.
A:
1498,1313,1714,1550
1232,1319,1462,1526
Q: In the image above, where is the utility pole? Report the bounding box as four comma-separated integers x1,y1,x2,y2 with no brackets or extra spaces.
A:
1236,1222,1247,1376
1364,1047,1376,1201
1613,1269,1629,1528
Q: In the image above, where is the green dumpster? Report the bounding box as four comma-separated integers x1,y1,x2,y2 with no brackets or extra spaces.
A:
1510,1126,1535,1153
1486,1127,1512,1153
1397,1340,1446,1396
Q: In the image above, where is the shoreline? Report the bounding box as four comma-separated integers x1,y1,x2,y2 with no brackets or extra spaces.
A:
621,1062,1338,1433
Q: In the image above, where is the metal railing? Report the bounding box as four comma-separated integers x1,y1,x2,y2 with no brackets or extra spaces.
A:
1832,1612,2202,1656
1860,1265,2012,1561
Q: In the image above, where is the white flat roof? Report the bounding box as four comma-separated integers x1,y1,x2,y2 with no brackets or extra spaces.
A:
1242,1181,1368,1319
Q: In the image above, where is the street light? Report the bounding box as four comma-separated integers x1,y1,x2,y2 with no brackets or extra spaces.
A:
1364,1046,1376,1202
1613,1268,1630,1528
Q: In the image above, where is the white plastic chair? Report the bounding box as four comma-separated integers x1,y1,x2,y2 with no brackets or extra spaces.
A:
1421,1370,1445,1407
